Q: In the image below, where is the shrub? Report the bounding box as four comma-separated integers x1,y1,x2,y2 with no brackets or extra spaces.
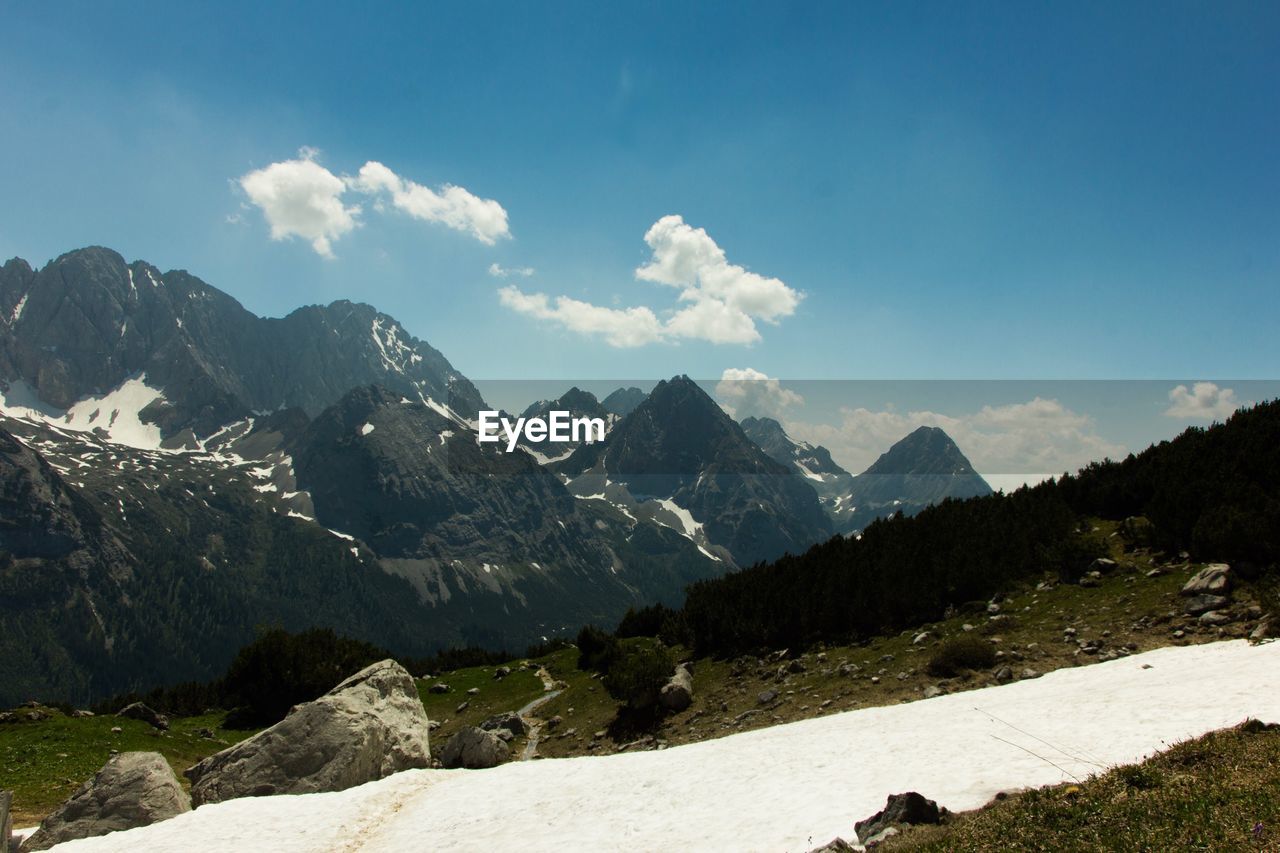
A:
575,625,618,673
602,640,675,710
927,634,997,677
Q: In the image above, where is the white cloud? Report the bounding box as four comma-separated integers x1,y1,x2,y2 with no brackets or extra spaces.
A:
715,368,804,418
238,149,360,258
352,162,509,245
1164,382,1244,421
497,286,664,348
500,215,801,347
238,151,509,257
488,262,535,278
785,397,1125,488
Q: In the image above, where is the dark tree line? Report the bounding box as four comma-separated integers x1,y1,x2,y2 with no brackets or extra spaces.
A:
674,400,1280,658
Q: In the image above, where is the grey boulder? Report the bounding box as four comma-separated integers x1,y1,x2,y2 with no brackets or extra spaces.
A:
1181,564,1231,597
439,726,510,769
659,664,694,712
115,702,169,731
20,753,189,851
184,659,430,807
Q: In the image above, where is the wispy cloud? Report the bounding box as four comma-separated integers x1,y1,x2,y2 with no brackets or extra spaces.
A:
488,262,535,278
500,215,802,347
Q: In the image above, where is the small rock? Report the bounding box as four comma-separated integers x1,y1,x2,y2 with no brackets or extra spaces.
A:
429,683,450,694
1199,610,1233,626
923,685,942,699
912,632,931,646
492,666,511,680
455,701,469,714
994,666,1013,683
466,687,480,696
757,690,778,706
1020,668,1041,680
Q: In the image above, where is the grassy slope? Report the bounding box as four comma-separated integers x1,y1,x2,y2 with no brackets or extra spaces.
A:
882,720,1280,851
0,711,255,826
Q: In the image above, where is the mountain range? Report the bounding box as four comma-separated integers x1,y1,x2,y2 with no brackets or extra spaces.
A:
0,247,990,704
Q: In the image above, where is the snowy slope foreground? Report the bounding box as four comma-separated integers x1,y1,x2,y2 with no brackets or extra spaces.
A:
52,640,1280,852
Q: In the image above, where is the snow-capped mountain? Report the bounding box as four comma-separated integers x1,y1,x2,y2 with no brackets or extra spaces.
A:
0,246,484,440
556,376,833,566
0,248,730,704
739,417,993,534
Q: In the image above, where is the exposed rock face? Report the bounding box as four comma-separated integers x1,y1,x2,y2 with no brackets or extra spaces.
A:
439,726,510,769
601,386,647,417
660,664,694,712
557,377,832,566
185,660,430,806
854,791,942,844
19,753,189,851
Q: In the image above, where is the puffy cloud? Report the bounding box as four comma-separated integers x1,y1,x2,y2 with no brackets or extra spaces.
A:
237,151,509,257
715,368,804,418
498,286,664,348
500,215,800,347
637,215,800,322
785,397,1125,489
1164,382,1244,421
488,262,535,278
238,149,360,259
352,161,509,245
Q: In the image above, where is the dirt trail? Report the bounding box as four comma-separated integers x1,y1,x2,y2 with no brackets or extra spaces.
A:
518,666,563,760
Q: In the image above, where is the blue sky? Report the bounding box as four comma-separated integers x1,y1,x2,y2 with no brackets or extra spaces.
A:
2,1,1277,388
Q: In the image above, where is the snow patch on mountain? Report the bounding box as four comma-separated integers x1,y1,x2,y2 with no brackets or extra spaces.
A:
1,375,166,450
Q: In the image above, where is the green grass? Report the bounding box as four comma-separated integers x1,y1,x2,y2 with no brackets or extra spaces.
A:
416,660,549,754
883,721,1280,851
0,708,257,825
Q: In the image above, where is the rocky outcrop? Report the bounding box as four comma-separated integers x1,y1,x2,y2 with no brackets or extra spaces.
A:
19,753,189,851
184,659,430,806
439,727,510,769
855,791,943,845
659,664,694,712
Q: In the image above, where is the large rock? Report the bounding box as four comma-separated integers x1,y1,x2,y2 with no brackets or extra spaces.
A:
116,702,169,731
184,659,430,807
19,753,189,851
439,726,510,769
1181,564,1231,597
854,791,942,844
659,664,694,712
